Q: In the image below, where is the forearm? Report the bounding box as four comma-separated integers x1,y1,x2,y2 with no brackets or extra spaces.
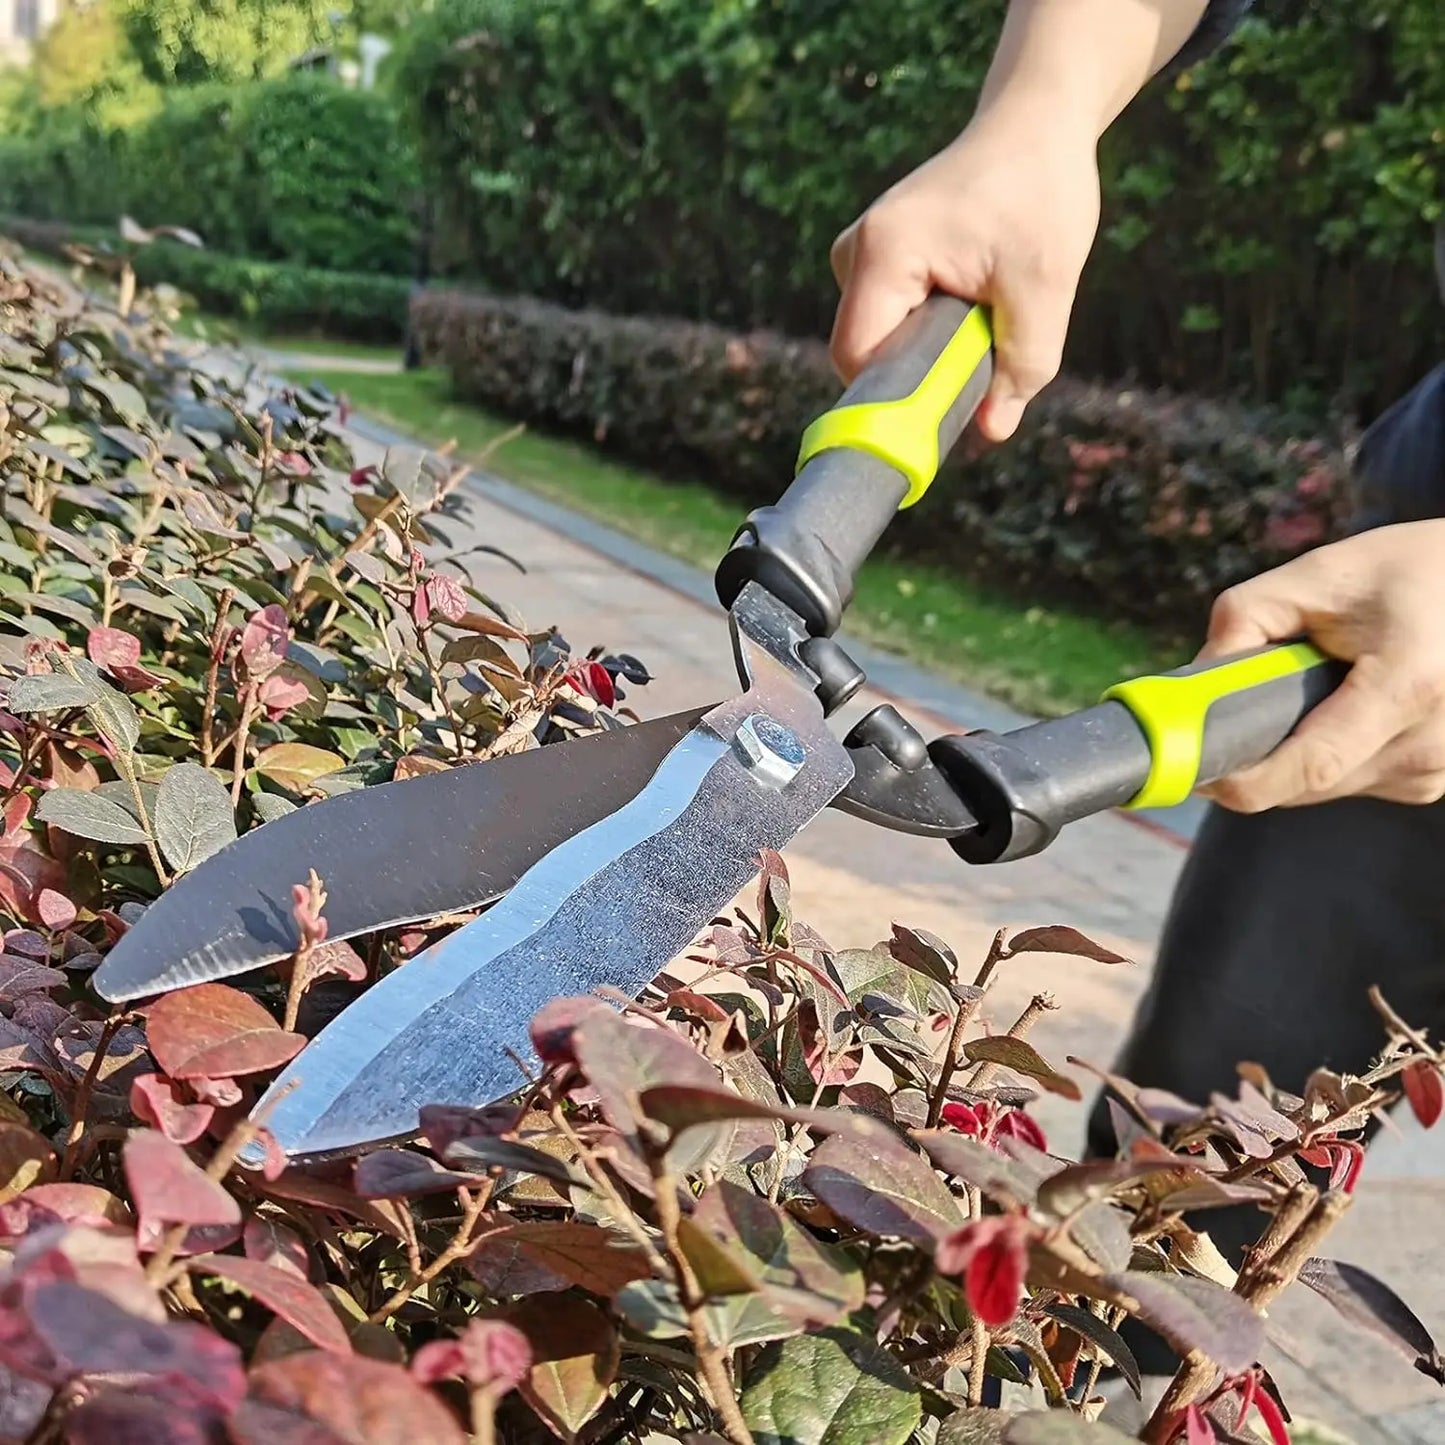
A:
975,0,1212,139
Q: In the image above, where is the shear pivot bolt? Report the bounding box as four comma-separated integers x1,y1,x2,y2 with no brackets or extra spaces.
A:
734,714,805,790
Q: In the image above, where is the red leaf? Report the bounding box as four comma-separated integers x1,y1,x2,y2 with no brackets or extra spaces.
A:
411,584,431,628
303,939,364,985
130,1074,214,1146
63,1391,224,1444
0,954,66,999
17,1184,130,1229
530,996,591,1066
185,1253,350,1353
34,887,75,931
144,983,305,1080
189,1075,242,1108
409,1338,467,1386
567,661,615,710
243,1216,310,1280
122,1130,242,1237
257,673,311,719
86,627,142,672
424,574,469,624
1185,1404,1217,1445
940,1101,988,1137
235,1353,467,1445
994,1109,1048,1153
4,931,50,960
25,1280,245,1410
238,606,289,681
417,1102,524,1156
109,661,169,693
274,452,312,477
941,1217,1030,1328
411,1319,531,1392
1403,1061,1443,1130
1249,1382,1292,1445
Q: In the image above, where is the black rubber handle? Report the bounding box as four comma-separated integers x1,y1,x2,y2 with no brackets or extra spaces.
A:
715,294,993,636
933,644,1347,864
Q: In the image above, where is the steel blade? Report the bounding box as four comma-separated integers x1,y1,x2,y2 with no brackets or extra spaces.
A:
93,709,706,1003
244,587,851,1163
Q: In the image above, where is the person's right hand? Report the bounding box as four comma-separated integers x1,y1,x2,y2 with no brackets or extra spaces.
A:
829,101,1102,443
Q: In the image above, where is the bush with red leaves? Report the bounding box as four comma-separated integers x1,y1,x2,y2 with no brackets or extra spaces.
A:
0,258,1437,1445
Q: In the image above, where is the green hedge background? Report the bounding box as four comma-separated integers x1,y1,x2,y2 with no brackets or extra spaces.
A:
394,0,1445,416
0,72,416,275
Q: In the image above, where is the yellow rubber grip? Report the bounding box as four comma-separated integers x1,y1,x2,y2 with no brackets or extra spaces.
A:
1102,642,1327,810
794,305,993,509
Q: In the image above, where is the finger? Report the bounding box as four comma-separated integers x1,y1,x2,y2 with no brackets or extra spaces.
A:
828,216,933,383
1201,653,1416,812
1282,713,1445,808
1197,571,1319,664
978,263,1076,442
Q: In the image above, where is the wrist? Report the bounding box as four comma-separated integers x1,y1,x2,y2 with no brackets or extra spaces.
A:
974,0,1210,141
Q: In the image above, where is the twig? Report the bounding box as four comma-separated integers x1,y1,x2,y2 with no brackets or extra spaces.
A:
368,1181,493,1324
416,625,467,760
229,683,260,806
199,586,235,767
1144,1189,1350,1439
548,1105,668,1274
647,1148,753,1445
967,1313,989,1406
965,991,1057,1093
59,1015,124,1179
925,930,1005,1127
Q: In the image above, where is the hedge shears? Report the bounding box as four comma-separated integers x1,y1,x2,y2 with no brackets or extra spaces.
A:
92,296,1342,1164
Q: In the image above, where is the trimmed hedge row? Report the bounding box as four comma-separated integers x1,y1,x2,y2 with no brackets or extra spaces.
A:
0,73,416,275
1,216,411,342
409,287,1355,632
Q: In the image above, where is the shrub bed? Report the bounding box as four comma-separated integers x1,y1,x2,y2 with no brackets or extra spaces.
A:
0,242,1436,1445
0,72,416,275
1,215,411,342
409,288,1354,635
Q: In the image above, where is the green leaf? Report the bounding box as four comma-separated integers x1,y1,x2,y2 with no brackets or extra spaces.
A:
6,673,102,714
254,743,346,792
35,789,150,846
741,1328,921,1445
154,763,238,874
251,793,298,824
961,1037,1082,1100
61,659,140,755
936,1409,1011,1445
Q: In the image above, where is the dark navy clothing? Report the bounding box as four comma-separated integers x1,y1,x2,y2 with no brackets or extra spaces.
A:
1085,9,1445,1358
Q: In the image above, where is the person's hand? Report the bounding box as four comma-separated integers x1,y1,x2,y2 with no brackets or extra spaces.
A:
828,100,1101,442
1200,519,1445,811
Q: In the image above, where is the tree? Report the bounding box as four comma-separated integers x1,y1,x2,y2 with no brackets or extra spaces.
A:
117,0,340,88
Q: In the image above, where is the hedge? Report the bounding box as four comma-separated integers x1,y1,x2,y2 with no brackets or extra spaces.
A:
395,0,1445,416
409,287,1354,634
2,215,412,342
0,72,415,275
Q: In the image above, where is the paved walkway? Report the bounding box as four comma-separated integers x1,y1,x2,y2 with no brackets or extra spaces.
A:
256,348,1445,1442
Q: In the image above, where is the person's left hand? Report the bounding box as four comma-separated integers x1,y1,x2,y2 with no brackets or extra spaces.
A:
1198,518,1445,811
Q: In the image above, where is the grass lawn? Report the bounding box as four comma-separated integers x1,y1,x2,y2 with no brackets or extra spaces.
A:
283,365,1181,716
